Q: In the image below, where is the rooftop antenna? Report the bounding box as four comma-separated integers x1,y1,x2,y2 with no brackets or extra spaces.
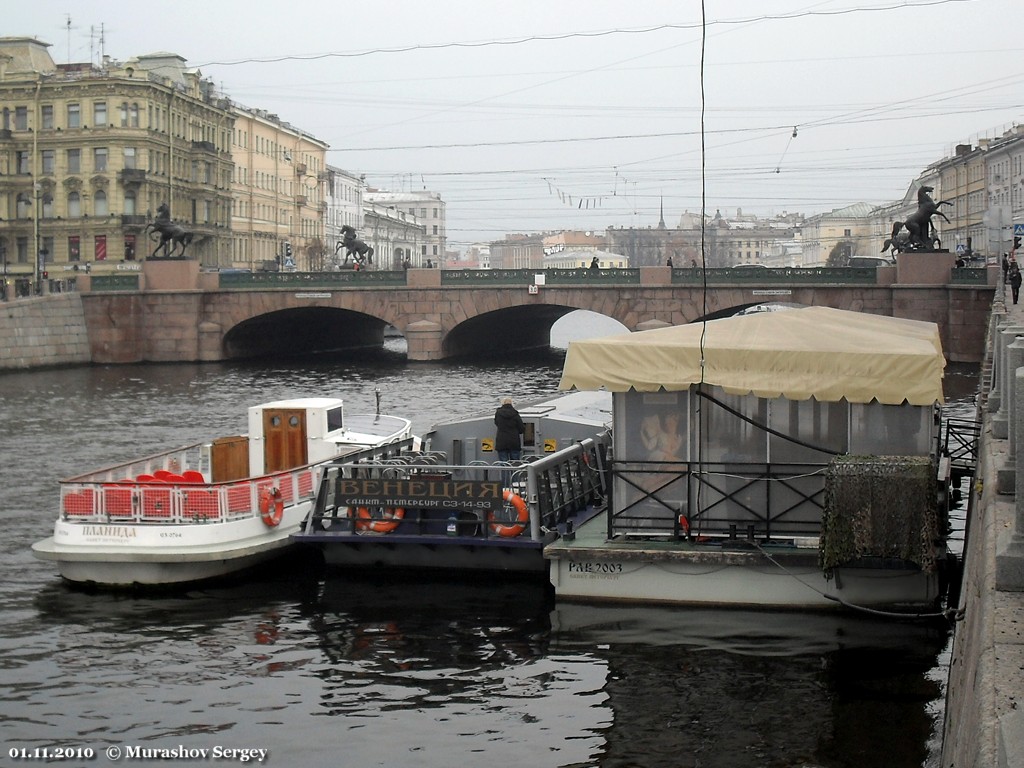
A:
64,14,75,64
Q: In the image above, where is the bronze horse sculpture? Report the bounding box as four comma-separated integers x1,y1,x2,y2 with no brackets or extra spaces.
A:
881,186,951,254
145,203,195,258
336,225,374,268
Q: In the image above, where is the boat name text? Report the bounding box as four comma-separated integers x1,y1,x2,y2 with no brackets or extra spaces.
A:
334,479,504,511
82,525,138,539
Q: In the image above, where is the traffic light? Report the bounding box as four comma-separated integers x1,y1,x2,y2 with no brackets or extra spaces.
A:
42,271,48,279
284,242,292,258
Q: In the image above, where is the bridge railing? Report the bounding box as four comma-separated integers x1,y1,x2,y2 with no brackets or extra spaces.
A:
218,270,407,288
441,267,641,285
671,266,880,284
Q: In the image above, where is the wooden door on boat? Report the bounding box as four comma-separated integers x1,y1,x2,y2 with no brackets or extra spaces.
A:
263,408,308,473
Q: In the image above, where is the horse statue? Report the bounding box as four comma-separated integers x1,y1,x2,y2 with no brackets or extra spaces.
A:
881,186,951,254
881,222,942,256
145,203,195,259
336,225,374,269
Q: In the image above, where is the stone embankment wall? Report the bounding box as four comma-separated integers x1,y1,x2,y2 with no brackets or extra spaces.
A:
0,294,92,372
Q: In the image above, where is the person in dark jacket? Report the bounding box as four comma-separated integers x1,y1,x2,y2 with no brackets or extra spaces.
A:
494,398,525,462
1011,261,1022,305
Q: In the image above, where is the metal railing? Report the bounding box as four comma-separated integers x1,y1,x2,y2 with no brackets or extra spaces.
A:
304,435,610,541
608,459,833,541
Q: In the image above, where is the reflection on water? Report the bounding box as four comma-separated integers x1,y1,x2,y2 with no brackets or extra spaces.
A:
0,335,978,767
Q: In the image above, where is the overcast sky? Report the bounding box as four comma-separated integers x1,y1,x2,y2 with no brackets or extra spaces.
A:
8,0,1023,247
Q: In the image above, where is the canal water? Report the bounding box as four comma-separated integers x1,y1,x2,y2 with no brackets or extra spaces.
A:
0,312,977,767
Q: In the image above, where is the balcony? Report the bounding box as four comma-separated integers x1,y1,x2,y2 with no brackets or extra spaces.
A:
295,163,307,175
118,168,147,184
295,195,308,206
121,214,148,227
191,140,216,153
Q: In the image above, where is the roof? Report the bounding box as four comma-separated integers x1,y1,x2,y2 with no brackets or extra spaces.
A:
558,306,945,405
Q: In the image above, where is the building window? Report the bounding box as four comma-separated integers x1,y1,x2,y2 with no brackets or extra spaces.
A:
17,236,28,264
124,191,136,215
94,190,108,217
42,195,53,218
68,192,81,218
15,151,29,174
41,105,53,130
95,235,107,261
94,102,107,127
123,147,136,169
94,147,108,172
16,193,31,218
67,148,81,174
14,106,27,130
67,103,80,128
124,234,136,261
68,236,80,262
129,103,139,127
120,102,128,126
41,150,55,174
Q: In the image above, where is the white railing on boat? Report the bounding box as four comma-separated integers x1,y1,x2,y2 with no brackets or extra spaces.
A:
58,437,419,526
59,464,317,525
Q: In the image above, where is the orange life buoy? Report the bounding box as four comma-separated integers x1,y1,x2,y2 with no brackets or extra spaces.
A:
489,490,529,538
355,506,405,533
259,487,284,527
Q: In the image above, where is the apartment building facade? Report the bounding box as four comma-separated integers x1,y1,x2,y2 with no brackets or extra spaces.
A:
0,38,234,292
230,107,327,271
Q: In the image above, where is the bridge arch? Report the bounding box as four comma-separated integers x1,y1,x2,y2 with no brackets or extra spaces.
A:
442,304,581,357
222,306,388,359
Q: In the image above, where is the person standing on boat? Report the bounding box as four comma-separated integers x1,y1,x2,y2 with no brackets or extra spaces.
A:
494,398,526,462
1011,261,1022,305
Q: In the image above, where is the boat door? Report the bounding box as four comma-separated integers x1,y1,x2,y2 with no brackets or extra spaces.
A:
262,408,308,473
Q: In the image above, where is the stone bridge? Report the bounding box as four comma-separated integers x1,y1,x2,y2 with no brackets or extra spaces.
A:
79,254,995,365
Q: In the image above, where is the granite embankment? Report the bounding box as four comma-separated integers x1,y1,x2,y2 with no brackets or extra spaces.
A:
0,294,92,371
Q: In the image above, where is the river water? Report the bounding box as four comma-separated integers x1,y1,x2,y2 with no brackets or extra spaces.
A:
0,312,978,768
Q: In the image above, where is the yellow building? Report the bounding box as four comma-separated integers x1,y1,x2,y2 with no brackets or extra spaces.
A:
230,107,327,271
0,38,235,292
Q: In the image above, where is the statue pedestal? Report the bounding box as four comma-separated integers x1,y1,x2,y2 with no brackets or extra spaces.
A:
895,250,954,285
141,259,199,291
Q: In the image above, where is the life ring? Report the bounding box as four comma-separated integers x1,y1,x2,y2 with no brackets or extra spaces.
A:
355,506,405,533
259,487,284,527
489,490,529,538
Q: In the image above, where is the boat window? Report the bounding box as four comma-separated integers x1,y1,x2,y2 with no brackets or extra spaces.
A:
270,416,281,427
326,406,344,433
769,398,848,462
850,402,931,455
289,416,300,427
619,391,687,463
523,422,535,447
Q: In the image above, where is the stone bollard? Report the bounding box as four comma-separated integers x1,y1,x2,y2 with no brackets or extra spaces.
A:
995,365,1024,589
998,339,1024,493
993,324,1024,439
988,305,1008,413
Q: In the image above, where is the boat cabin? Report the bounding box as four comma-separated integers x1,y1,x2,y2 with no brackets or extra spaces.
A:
558,307,947,542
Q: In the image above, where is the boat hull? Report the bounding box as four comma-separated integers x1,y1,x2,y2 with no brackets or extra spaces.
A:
546,538,943,610
309,533,547,574
548,544,937,610
32,502,311,588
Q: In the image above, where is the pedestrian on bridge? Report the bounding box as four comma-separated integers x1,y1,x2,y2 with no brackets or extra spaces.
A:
1010,261,1022,305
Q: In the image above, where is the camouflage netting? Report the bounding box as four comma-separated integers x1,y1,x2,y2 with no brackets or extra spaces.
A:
819,455,939,577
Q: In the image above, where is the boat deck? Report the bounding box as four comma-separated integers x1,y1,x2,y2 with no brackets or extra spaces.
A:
545,513,821,568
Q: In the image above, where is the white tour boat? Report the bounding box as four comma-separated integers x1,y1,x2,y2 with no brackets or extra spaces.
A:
32,397,415,588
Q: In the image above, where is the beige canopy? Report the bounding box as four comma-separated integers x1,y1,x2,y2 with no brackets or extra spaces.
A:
558,306,945,405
